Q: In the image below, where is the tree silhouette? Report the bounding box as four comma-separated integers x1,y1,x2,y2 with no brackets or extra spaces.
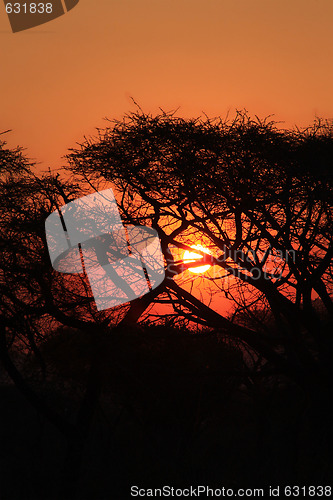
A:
0,112,332,497
66,110,332,388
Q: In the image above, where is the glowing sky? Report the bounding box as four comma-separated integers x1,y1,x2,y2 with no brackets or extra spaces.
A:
1,0,332,169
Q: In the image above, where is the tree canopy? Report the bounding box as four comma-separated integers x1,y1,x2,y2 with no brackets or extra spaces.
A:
64,110,333,384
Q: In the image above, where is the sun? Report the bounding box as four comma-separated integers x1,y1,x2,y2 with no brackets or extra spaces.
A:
183,244,212,274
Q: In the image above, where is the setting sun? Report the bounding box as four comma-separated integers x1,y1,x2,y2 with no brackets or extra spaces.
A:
183,244,212,274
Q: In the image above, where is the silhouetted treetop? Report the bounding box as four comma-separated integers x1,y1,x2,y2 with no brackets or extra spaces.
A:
66,110,333,384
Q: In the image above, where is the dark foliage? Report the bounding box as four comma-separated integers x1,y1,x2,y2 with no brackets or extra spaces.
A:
0,112,332,498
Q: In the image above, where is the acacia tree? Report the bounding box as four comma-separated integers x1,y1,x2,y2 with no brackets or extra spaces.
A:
65,110,333,387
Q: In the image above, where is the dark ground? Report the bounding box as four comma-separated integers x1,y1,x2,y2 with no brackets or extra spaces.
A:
0,327,331,499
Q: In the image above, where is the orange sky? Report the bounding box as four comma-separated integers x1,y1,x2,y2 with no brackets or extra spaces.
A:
1,0,333,170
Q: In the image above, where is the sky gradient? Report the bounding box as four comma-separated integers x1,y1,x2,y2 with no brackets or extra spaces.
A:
1,0,333,169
